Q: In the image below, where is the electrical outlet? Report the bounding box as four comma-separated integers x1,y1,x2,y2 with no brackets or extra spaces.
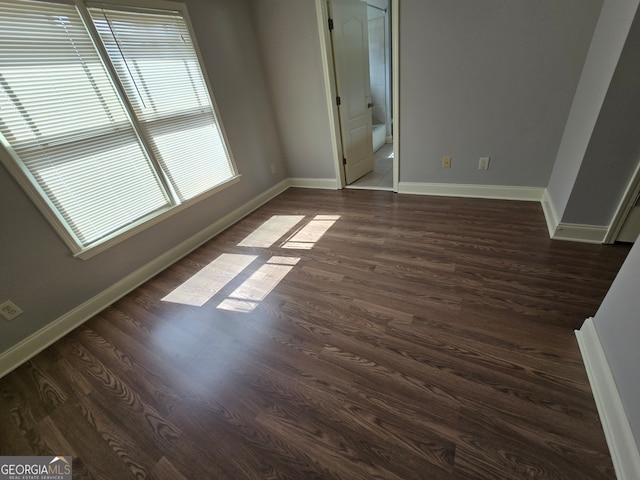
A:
270,164,277,174
442,156,452,169
479,157,490,170
0,300,23,321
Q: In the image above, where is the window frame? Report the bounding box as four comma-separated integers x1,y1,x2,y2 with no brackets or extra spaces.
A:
0,0,240,260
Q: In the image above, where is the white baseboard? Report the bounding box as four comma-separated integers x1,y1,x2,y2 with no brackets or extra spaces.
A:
0,179,291,379
541,189,560,238
289,177,339,189
576,318,640,480
398,182,545,202
553,223,608,244
541,189,608,243
395,183,610,243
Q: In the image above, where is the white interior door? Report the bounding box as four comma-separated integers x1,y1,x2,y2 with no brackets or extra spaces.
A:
331,0,374,184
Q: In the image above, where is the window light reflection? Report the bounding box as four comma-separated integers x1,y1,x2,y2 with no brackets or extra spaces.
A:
282,215,340,249
238,215,305,248
161,253,257,306
161,214,341,312
217,256,300,313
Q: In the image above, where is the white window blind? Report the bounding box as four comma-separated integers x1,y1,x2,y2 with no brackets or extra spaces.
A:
88,5,234,201
0,0,170,246
0,0,237,254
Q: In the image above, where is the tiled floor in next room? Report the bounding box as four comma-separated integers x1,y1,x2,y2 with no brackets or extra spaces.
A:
349,143,394,190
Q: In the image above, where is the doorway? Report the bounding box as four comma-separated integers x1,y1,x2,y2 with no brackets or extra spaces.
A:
316,0,399,192
605,159,640,243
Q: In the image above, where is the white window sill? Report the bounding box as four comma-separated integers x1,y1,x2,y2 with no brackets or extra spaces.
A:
75,174,241,260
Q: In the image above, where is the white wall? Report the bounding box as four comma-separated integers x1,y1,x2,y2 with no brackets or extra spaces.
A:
561,5,640,226
250,0,337,180
546,0,640,223
0,0,286,354
592,239,640,446
250,0,602,190
368,11,388,128
399,0,602,187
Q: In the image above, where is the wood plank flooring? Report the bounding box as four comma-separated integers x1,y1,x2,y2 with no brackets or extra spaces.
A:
0,188,630,479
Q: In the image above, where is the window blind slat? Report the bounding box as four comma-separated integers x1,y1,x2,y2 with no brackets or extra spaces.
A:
89,6,234,201
0,0,169,245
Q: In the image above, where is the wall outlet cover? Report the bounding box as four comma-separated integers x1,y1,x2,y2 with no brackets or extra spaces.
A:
0,300,23,321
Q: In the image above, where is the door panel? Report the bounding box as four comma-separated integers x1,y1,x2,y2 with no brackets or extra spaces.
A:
331,0,373,184
346,124,369,167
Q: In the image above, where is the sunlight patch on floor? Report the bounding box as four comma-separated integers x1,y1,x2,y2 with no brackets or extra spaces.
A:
238,215,305,248
283,215,340,249
217,256,300,312
161,253,257,307
162,215,341,311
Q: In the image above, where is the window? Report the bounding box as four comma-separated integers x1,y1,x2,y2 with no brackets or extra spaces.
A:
0,0,238,258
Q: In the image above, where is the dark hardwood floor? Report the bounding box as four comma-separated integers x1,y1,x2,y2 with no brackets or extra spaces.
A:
0,188,630,479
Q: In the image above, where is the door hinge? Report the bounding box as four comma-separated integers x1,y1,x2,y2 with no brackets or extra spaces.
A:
328,18,334,31
336,96,341,106
343,158,347,165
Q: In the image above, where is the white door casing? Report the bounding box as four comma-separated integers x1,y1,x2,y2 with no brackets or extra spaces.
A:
617,195,640,242
330,0,374,184
605,158,640,244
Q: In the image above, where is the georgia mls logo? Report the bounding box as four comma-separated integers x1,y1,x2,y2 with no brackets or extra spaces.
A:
49,457,70,473
0,456,72,480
